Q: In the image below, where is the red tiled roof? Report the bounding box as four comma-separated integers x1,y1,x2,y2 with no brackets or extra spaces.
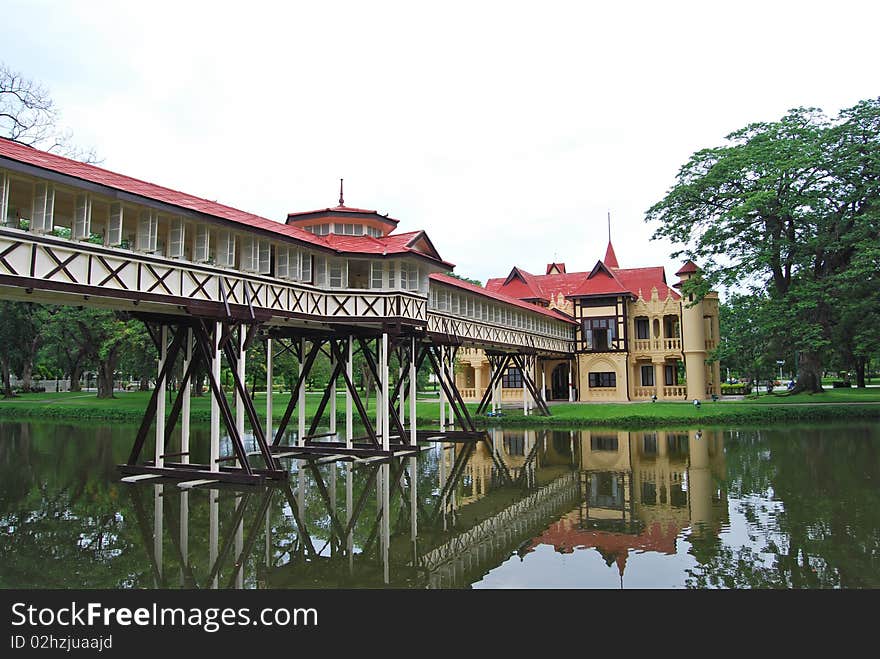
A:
675,260,699,276
323,230,454,267
568,261,630,297
286,204,399,226
429,273,577,324
545,262,566,274
0,137,450,265
603,241,619,268
615,267,679,301
486,265,679,302
498,267,548,301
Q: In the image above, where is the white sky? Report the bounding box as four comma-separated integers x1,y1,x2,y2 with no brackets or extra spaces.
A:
4,0,878,288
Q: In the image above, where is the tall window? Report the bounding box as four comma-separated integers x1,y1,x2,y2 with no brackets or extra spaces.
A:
588,372,616,388
665,364,677,386
137,210,158,253
641,365,654,386
193,224,210,262
502,367,523,389
107,203,123,247
584,317,615,350
635,317,650,339
168,217,185,258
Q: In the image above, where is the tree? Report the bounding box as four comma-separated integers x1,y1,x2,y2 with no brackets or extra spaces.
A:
0,62,97,162
647,98,880,393
448,272,483,287
0,301,47,397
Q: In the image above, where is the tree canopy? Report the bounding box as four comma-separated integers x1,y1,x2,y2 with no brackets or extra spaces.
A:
647,98,880,391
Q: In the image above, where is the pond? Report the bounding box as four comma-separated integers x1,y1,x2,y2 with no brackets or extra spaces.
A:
0,420,878,588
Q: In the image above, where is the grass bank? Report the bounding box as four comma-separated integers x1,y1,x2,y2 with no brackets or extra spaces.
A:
1,388,879,430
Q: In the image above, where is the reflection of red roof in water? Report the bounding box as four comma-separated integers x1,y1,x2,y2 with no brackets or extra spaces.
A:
525,511,682,575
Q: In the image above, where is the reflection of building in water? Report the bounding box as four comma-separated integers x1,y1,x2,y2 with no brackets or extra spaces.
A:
527,429,727,578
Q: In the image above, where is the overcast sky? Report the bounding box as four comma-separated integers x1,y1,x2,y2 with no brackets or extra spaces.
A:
4,0,878,290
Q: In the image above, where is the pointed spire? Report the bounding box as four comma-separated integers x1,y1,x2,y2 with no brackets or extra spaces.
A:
603,211,619,268
338,178,344,207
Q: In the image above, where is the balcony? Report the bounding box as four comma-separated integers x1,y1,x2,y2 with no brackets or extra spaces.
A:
663,338,682,351
663,385,686,398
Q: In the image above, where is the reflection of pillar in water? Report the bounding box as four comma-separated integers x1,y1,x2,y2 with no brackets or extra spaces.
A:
440,443,448,531
264,493,271,567
380,463,390,584
410,336,417,446
346,462,354,570
409,456,418,559
209,488,219,589
329,464,337,557
235,494,244,589
180,491,189,587
154,483,163,587
687,429,712,535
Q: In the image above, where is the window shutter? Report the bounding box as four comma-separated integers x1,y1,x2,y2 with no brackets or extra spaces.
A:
259,241,270,274
301,251,311,282
168,217,185,258
371,262,383,289
276,247,289,279
31,182,54,233
73,193,91,241
107,203,123,246
0,171,10,227
314,255,326,286
241,236,255,271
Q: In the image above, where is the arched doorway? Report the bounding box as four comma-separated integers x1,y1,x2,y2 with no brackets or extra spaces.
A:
551,363,569,400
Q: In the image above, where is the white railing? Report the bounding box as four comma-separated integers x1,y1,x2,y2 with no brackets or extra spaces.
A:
0,228,427,324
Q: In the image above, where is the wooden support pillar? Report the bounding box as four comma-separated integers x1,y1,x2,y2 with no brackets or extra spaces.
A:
522,354,528,417
541,360,547,402
345,336,353,449
236,327,246,448
398,359,405,427
568,358,574,402
298,338,306,447
265,337,273,443
155,325,168,468
381,332,390,451
410,336,417,446
181,328,192,465
329,352,337,436
439,346,446,431
210,322,221,472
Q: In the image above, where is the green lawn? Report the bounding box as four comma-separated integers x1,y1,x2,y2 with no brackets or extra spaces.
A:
0,387,878,429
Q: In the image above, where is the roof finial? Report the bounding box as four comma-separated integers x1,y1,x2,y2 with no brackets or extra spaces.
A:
338,178,344,207
607,210,611,243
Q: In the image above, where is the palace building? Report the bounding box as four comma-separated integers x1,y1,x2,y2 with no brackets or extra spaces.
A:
455,238,721,403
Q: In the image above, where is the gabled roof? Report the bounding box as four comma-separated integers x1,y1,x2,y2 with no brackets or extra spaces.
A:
675,260,699,276
616,267,679,300
499,267,549,302
568,260,630,298
546,262,566,274
323,230,454,267
429,273,576,324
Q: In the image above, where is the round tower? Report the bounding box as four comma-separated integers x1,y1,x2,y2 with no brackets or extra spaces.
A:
675,261,707,400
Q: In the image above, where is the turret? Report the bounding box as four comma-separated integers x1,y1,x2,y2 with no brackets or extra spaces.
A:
675,261,707,400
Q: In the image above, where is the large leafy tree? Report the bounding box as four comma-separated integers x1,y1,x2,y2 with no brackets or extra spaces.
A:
647,98,880,392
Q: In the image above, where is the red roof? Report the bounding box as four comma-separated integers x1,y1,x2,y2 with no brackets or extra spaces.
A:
603,241,619,268
286,204,399,226
429,273,577,324
545,262,566,274
0,137,450,265
323,230,454,267
485,255,680,303
675,260,699,276
499,267,548,301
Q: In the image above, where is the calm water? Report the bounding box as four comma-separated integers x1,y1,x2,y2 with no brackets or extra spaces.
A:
0,420,878,589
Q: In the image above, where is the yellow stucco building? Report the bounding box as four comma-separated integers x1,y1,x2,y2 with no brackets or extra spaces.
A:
455,240,721,403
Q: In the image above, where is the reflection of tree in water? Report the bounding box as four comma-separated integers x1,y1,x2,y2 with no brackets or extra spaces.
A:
685,425,880,588
0,421,145,587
